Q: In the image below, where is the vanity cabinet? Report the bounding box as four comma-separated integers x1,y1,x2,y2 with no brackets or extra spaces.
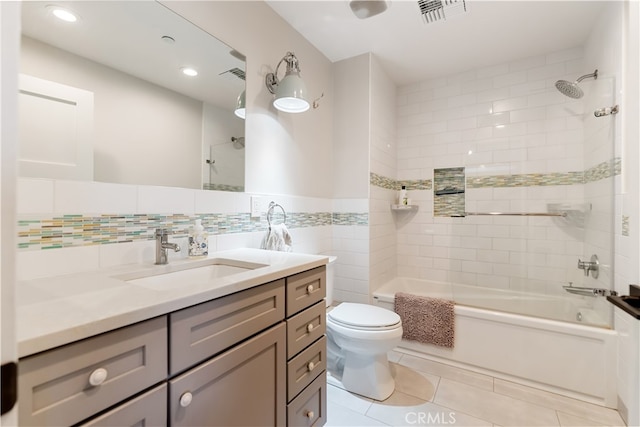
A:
170,323,286,426
18,265,327,427
18,316,167,426
285,266,328,427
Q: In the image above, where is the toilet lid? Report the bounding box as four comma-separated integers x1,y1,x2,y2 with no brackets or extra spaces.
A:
328,303,401,330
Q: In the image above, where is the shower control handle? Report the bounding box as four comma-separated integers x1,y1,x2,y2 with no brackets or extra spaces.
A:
577,254,599,279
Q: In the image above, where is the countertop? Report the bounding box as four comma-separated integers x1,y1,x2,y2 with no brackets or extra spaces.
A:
16,248,328,358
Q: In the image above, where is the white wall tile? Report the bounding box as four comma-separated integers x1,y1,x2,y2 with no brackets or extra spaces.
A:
137,185,196,214
54,180,137,214
17,178,54,214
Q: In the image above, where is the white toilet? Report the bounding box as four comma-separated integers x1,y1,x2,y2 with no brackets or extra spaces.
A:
325,257,403,401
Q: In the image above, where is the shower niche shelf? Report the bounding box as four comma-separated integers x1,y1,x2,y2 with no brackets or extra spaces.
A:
391,204,418,212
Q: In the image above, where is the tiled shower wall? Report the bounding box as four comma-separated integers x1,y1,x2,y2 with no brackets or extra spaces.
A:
381,47,617,296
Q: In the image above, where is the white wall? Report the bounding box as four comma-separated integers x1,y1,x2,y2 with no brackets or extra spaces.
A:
332,53,370,199
162,1,334,199
0,1,19,423
20,36,203,189
370,54,398,294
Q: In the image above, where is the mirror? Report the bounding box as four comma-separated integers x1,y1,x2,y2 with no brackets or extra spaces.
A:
19,1,246,191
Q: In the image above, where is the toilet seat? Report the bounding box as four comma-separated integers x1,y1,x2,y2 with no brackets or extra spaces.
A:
328,303,401,331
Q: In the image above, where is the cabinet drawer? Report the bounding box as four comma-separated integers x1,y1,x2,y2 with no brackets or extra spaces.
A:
286,266,326,316
170,279,285,374
287,371,326,427
18,316,167,427
287,301,326,359
80,383,167,427
169,322,286,427
287,336,326,402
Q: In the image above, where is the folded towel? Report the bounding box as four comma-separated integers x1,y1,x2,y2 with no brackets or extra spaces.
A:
394,292,455,348
260,223,292,252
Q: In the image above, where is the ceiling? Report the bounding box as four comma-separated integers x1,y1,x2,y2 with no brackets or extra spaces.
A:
265,0,607,86
20,1,245,110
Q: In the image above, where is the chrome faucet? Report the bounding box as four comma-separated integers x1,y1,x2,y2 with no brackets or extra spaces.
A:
155,228,180,265
577,254,599,278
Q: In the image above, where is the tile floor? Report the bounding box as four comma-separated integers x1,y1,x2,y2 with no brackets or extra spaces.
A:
325,349,626,427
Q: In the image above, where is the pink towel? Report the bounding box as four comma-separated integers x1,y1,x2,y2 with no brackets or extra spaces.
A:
394,292,455,348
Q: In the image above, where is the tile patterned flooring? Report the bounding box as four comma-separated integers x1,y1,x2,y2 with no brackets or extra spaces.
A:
325,349,626,427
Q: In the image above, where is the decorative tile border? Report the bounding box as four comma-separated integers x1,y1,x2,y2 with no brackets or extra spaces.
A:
466,171,585,188
17,211,358,251
332,213,369,226
202,183,244,192
371,158,622,191
370,172,433,190
584,157,621,183
468,158,621,189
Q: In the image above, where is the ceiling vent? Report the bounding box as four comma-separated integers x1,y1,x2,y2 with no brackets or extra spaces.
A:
219,67,246,81
417,0,467,24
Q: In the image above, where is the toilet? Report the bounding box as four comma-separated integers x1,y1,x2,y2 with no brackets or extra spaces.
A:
325,257,403,401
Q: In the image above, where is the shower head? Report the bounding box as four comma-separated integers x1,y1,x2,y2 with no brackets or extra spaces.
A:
231,136,245,149
555,69,598,99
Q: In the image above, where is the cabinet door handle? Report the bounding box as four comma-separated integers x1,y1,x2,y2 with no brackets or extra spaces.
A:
305,410,314,419
306,284,314,294
88,368,108,387
306,323,314,333
180,391,193,408
307,361,315,372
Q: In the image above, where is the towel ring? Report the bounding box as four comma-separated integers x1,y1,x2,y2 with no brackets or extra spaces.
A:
267,201,287,230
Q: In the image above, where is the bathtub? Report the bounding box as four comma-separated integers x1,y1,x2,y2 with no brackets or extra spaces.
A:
373,277,617,407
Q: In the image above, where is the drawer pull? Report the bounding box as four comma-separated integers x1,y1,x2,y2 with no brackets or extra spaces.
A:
88,368,108,387
180,391,193,408
307,284,314,294
307,361,315,372
306,323,314,333
305,410,314,419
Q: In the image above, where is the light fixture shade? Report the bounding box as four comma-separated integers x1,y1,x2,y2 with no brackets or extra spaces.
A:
234,90,246,119
273,72,310,113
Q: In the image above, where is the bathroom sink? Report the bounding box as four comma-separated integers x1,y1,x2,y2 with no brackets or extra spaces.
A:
114,258,268,291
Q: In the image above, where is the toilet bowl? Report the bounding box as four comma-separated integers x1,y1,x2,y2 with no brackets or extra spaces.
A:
326,302,403,401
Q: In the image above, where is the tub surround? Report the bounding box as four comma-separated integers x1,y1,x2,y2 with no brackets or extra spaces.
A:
16,248,328,358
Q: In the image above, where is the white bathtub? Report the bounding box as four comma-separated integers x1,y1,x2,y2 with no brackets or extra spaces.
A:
373,277,617,407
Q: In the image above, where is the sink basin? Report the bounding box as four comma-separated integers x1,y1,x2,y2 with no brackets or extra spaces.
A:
114,258,268,291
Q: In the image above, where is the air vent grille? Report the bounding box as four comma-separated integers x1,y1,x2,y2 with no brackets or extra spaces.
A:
418,0,467,23
219,67,246,81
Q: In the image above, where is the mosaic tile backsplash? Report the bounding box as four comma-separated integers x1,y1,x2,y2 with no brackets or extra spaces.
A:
18,211,344,251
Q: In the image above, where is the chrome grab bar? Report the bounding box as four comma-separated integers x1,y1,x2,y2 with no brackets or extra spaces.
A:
563,283,617,297
464,212,567,217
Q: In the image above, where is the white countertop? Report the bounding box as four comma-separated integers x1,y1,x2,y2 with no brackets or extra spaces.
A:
16,248,328,358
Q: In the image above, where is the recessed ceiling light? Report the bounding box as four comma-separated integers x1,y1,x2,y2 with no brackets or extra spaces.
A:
47,5,78,23
181,67,198,77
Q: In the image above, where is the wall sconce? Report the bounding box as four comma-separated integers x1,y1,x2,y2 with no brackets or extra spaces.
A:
234,90,246,119
265,52,310,113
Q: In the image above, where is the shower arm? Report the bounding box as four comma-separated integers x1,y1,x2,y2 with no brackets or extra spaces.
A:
576,69,598,83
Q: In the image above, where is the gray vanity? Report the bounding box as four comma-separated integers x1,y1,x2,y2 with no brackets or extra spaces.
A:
16,249,328,426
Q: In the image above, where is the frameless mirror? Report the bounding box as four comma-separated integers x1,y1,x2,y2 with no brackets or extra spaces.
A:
19,1,246,191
